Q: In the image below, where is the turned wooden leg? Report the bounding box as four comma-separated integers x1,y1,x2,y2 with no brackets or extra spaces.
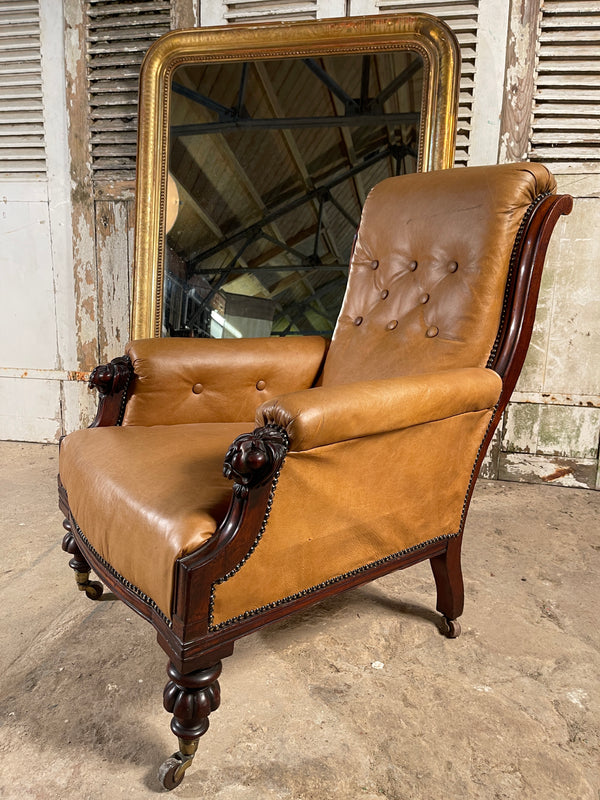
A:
430,535,464,638
61,518,103,600
159,661,222,790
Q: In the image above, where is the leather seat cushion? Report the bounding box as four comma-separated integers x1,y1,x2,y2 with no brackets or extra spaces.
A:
59,422,252,619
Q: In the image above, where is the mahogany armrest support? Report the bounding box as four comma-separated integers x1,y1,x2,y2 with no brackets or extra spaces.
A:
88,355,134,427
256,367,502,451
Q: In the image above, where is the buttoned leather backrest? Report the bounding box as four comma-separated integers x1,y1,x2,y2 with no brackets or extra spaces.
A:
321,163,556,385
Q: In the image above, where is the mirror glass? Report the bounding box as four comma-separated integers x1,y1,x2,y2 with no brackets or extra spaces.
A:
164,51,424,338
130,15,460,340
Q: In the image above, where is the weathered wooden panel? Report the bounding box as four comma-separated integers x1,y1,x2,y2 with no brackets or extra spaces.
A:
498,0,540,164
96,199,134,361
0,0,46,178
87,0,171,180
529,0,600,171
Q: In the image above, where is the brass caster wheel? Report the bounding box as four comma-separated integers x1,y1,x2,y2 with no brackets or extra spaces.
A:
84,580,103,601
443,617,461,639
159,752,192,790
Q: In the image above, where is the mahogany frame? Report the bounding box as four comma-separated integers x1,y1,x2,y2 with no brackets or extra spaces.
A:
58,190,572,788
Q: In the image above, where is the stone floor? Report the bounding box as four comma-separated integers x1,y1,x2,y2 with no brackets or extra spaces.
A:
0,441,598,799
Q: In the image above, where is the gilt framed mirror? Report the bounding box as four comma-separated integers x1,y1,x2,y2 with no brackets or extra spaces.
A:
131,14,460,340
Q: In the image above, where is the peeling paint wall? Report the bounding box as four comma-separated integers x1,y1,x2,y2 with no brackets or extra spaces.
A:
482,181,600,490
0,0,90,443
490,0,600,490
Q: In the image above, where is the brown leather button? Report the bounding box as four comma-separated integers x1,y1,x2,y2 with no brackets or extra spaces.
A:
354,316,363,326
386,320,398,331
448,261,458,273
192,383,203,394
370,260,379,270
426,326,439,338
420,293,430,304
256,380,266,391
408,260,418,271
380,289,389,300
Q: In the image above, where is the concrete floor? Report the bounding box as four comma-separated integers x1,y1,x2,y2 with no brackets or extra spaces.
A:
0,441,598,800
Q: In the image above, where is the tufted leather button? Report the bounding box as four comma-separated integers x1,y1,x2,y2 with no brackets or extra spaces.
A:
420,293,430,304
448,261,458,273
370,260,379,270
380,289,389,300
256,380,266,391
426,326,439,338
354,316,363,326
408,260,418,271
386,320,398,331
192,383,203,394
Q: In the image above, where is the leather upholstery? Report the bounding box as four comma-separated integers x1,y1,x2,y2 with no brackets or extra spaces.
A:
212,407,494,625
123,336,328,426
60,422,251,618
322,163,556,384
256,367,501,451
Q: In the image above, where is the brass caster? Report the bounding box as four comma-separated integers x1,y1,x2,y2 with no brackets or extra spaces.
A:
75,571,103,601
443,616,461,638
84,580,104,600
158,751,193,790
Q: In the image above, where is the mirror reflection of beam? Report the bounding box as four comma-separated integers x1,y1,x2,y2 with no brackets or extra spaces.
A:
186,144,397,269
170,56,421,135
252,61,342,263
171,111,419,136
169,86,304,301
273,276,348,335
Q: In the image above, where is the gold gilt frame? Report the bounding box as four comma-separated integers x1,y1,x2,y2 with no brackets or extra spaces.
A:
131,14,460,340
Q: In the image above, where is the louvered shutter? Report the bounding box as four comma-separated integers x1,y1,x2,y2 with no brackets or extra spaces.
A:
529,0,600,173
222,0,319,23
0,0,45,178
376,0,479,166
87,0,171,181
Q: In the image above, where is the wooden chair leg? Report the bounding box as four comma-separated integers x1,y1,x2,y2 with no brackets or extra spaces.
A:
430,535,464,638
160,661,222,790
61,518,103,600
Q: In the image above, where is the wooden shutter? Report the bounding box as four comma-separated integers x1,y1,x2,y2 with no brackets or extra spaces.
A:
529,0,600,173
375,0,479,166
87,0,171,181
0,0,45,178
222,0,319,23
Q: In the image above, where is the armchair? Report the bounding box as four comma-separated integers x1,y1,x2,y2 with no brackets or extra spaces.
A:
58,163,572,789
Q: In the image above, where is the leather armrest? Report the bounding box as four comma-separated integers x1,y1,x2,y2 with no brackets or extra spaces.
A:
122,336,329,426
256,367,502,450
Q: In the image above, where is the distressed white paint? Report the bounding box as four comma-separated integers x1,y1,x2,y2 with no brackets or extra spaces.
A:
499,453,594,490
540,199,600,397
467,0,511,166
503,403,600,461
0,198,58,369
511,391,600,409
40,0,77,372
0,376,61,443
0,0,77,442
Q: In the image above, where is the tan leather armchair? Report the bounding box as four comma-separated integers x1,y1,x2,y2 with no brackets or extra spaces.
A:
58,163,572,789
